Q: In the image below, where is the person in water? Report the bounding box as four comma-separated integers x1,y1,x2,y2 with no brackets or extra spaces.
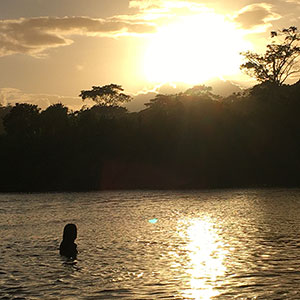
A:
59,223,78,259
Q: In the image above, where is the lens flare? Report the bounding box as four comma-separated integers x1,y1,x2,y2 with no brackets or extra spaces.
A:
149,218,158,224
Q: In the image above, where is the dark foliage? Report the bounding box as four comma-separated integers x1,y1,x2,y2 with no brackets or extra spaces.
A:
241,26,300,85
79,84,132,106
1,82,300,192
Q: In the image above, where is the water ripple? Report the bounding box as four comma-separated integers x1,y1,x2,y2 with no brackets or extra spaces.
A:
1,189,300,299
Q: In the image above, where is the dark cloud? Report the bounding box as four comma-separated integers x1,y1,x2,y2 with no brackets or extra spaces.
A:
233,3,281,29
0,16,156,57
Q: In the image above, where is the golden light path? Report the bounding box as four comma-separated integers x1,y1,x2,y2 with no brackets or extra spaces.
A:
177,218,228,300
144,12,251,85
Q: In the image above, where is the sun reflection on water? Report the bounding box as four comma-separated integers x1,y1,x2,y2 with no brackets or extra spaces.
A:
178,218,227,300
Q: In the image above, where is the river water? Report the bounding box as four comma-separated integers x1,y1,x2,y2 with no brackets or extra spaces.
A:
1,189,300,299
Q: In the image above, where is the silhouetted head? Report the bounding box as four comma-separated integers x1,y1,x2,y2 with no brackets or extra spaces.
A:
62,223,77,242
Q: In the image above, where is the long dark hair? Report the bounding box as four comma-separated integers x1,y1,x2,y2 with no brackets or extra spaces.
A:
62,223,77,242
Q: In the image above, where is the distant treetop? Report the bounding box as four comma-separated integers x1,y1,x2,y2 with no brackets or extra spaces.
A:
79,84,132,106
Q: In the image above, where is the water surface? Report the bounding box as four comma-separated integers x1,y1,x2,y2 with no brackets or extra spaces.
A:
1,189,300,299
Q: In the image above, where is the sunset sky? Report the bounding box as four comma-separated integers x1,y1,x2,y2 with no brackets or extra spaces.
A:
0,0,299,110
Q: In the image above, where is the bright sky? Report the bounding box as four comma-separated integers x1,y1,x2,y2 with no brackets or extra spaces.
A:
0,0,299,109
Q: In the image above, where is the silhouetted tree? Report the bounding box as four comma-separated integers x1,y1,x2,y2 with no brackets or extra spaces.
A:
78,104,127,120
0,105,11,134
79,84,132,106
241,26,300,85
40,103,70,136
3,103,40,138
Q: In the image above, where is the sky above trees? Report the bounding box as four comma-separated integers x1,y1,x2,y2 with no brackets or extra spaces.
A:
0,0,299,109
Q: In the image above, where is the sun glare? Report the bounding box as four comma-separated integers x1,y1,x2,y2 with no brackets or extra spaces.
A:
177,218,227,300
144,12,250,85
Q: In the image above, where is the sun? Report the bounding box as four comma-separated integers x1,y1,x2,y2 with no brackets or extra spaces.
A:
144,12,250,85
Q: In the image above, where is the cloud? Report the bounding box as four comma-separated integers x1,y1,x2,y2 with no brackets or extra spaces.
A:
129,0,209,16
0,86,152,112
0,79,247,113
0,86,159,112
233,3,281,30
0,88,92,111
126,79,245,112
129,0,163,10
126,91,157,112
0,1,211,58
130,0,194,9
0,0,295,59
0,16,156,57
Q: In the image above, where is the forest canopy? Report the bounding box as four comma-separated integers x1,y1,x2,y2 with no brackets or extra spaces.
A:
1,78,300,191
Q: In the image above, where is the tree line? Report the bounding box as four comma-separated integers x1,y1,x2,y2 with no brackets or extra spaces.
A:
0,27,299,192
